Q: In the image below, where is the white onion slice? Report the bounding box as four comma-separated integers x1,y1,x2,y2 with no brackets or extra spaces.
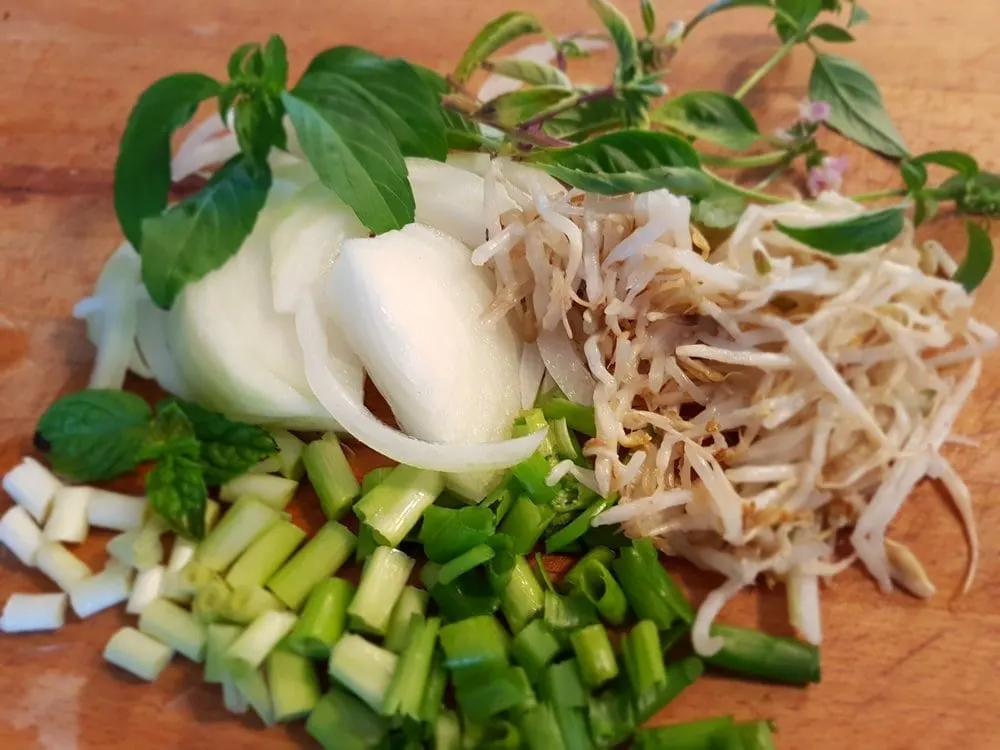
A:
537,330,596,405
519,342,546,409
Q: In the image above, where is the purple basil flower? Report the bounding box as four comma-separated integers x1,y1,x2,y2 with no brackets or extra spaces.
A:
807,156,849,197
799,99,832,124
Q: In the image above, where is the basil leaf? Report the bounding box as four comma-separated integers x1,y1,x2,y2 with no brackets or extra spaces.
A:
283,87,414,234
810,23,855,43
146,452,208,539
114,73,221,249
414,66,481,148
774,0,822,41
587,0,640,82
477,86,577,128
809,53,908,158
164,399,277,485
685,0,773,36
652,91,759,150
482,58,572,89
693,190,746,229
262,35,289,92
228,43,261,81
544,97,627,140
953,221,993,293
233,96,285,165
139,401,199,462
454,11,544,82
775,207,904,254
528,130,712,197
141,155,271,308
640,0,657,35
849,2,870,25
913,150,979,179
35,390,152,482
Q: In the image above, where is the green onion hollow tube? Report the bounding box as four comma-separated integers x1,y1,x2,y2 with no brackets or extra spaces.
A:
537,394,597,437
267,521,356,610
231,667,276,727
424,566,500,621
420,654,448,726
544,495,616,554
224,520,305,590
588,689,636,749
360,465,394,496
544,590,598,634
554,707,594,750
612,539,694,629
636,657,704,723
225,585,284,625
306,688,390,750
568,557,629,626
497,495,556,554
219,474,298,510
138,598,207,662
197,497,280,572
347,546,414,636
205,624,243,684
381,616,441,719
622,620,666,699
735,720,778,750
548,418,582,462
103,626,173,682
328,633,398,712
706,624,821,685
354,523,378,563
266,647,321,723
434,709,463,750
439,614,510,671
419,504,495,563
384,585,429,653
286,578,354,660
540,659,588,710
517,703,566,750
569,623,619,688
353,465,444,547
511,619,562,683
511,452,559,505
480,718,521,749
483,481,517,524
491,555,544,634
303,433,361,521
436,543,495,585
634,716,737,750
563,547,615,590
192,578,233,626
226,610,298,676
452,663,536,722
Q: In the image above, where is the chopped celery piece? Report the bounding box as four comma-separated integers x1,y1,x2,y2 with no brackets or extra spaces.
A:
197,497,279,572
307,688,390,750
304,433,361,520
286,578,354,660
347,546,414,636
267,647,320,722
328,633,398,711
384,585,429,653
138,599,206,662
267,521,356,610
220,474,298,510
103,626,173,682
354,465,444,547
225,520,305,589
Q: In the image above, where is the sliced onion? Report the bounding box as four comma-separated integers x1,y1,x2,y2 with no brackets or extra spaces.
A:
537,330,596,405
519,342,546,409
134,294,193,400
406,158,489,248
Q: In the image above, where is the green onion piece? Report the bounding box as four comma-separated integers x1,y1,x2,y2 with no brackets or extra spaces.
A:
570,623,618,688
192,578,232,625
328,633,398,712
480,718,521,749
540,659,588,710
706,624,821,685
306,688,390,750
634,716,737,750
225,585,283,625
581,524,630,551
544,590,598,634
661,621,691,656
304,433,361,521
419,504,495,563
355,523,378,563
226,610,298,676
434,709,463,750
514,408,551,442
272,429,306,480
423,566,499,621
231,667,275,726
512,452,560,505
554,707,593,750
361,465,394,495
511,618,562,683
197,497,280,572
622,620,665,700
612,539,693,629
484,481,517,524
103,627,173,682
537,393,597,437
266,647,320,722
138,598,206,662
517,703,566,750
439,614,509,670
564,547,615,589
547,418,583,462
567,557,629,626
382,616,441,719
498,495,556,554
354,465,444,547
205,623,243,684
735,720,778,750
420,654,448,726
286,578,354,660
491,555,544,634
384,585,429,653
544,494,617,553
452,663,536,722
220,474,299,510
635,656,704,723
437,543,495,585
225,520,305,589
588,689,636,749
267,521,356,610
347,546,414,636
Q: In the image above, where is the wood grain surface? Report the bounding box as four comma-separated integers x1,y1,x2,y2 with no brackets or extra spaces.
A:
2,1,999,748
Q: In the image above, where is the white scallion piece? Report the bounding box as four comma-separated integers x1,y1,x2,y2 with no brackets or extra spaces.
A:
167,536,198,573
103,627,174,681
226,610,298,675
43,486,91,543
0,505,43,566
86,489,147,531
138,598,207,662
35,542,92,591
127,565,166,615
2,457,62,523
69,565,134,618
107,517,165,571
220,474,298,510
0,593,68,632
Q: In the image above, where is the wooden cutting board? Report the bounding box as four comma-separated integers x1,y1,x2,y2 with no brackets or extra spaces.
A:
2,0,999,747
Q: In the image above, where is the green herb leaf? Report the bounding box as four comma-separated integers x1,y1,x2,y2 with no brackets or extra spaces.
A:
774,0,823,41
693,190,746,229
233,96,285,165
640,0,657,35
528,130,712,197
35,390,152,482
146,452,208,539
810,23,855,43
956,171,1000,216
809,53,908,158
544,97,628,140
651,91,759,150
685,0,773,36
283,88,414,234
114,73,221,250
454,11,544,82
913,150,979,179
848,2,870,25
228,43,261,81
953,221,994,292
776,207,905,254
482,58,572,89
140,154,271,308
415,66,482,149
899,159,928,193
262,35,289,92
139,401,199,462
587,0,640,82
477,86,577,128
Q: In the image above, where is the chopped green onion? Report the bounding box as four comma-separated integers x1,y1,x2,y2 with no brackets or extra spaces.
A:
511,618,562,683
69,565,133,618
0,592,66,633
498,495,555,554
491,555,544,633
328,633,398,712
419,504,495,563
85,489,147,531
634,716,737,750
347,546,414,636
661,621,691,656
103,626,173,682
544,590,598,633
106,526,162,572
479,718,521,749
384,585,429,653
226,610,298,676
622,620,665,701
267,521,356,610
612,539,693,629
303,433,360,521
224,519,304,589
554,707,593,750
540,659,588,710
423,566,499,621
512,453,560,505
735,719,778,750
581,524,630,551
231,667,276,726
437,543,495,585
537,392,597,437
138,598,206,662
355,523,378,562
706,624,821,685
483,481,517,524
566,557,628,626
266,647,320,722
548,418,583,462
452,663,536,721
220,473,298,510
564,547,615,589
221,675,248,714
354,465,444,547
434,709,463,750
636,657,704,723
225,585,284,624
198,497,280,572
588,689,636,749
439,614,510,670
272,429,306,480
286,578,354,660
544,494,617,553
163,560,217,601
192,578,232,625
517,703,566,750
420,654,448,726
382,616,441,719
205,623,242,684
570,623,618,688
306,688,390,750
361,465,394,496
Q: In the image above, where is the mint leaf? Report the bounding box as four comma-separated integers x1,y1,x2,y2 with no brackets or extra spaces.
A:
283,88,414,234
685,0,773,36
953,221,994,293
114,73,221,249
810,24,855,43
146,452,208,539
139,401,199,462
35,390,152,482
587,0,640,82
528,130,712,197
141,155,271,308
776,207,904,254
652,91,759,150
477,86,577,128
809,53,908,158
482,58,572,89
454,11,544,82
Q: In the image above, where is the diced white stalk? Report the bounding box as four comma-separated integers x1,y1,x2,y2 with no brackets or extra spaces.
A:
43,486,91,543
222,676,249,714
69,565,134,618
197,497,279,572
0,593,67,632
103,627,173,681
139,599,207,662
226,610,298,676
86,489,146,531
127,565,165,615
220,474,299,511
3,457,62,523
0,505,43,566
35,542,92,591
328,633,398,711
232,668,275,726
